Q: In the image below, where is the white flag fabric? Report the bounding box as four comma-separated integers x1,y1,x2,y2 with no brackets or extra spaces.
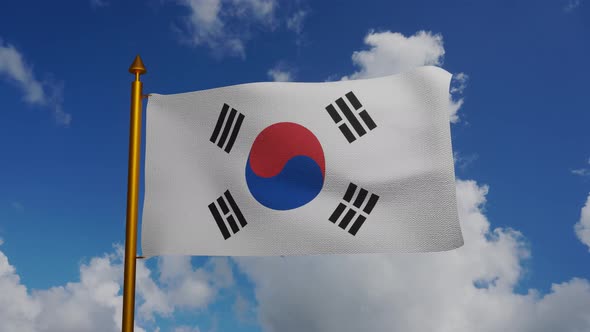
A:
141,66,463,257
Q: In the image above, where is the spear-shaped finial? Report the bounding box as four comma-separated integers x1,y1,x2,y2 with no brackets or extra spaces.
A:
128,55,147,75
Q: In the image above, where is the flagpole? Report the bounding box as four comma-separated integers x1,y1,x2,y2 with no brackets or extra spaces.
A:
122,55,146,332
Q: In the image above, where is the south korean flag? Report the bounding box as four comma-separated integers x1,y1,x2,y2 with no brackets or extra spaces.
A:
141,66,463,257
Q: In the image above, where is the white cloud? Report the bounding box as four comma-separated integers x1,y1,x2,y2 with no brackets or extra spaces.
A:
0,250,40,332
234,293,256,324
0,39,71,125
571,158,590,177
342,31,466,123
175,0,277,57
267,68,293,82
564,0,581,12
449,72,468,123
454,151,478,170
236,179,590,332
343,31,445,80
0,247,137,332
236,0,275,19
138,255,235,322
0,245,232,331
156,257,214,311
572,169,590,176
286,10,307,35
575,194,590,251
209,257,234,288
0,41,44,104
451,72,468,94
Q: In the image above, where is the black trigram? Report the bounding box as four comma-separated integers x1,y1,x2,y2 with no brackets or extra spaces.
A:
210,104,245,153
208,190,248,240
325,91,377,143
329,183,379,235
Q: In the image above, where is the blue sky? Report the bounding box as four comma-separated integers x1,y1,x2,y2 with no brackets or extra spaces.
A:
1,0,590,331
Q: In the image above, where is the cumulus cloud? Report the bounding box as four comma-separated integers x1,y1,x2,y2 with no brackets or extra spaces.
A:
267,67,293,82
233,293,256,324
342,31,466,122
343,31,444,80
236,180,590,332
449,72,468,123
0,39,71,125
575,194,590,251
454,151,478,171
286,10,306,35
138,255,235,323
0,246,135,332
285,9,308,46
450,72,468,94
0,244,232,331
286,9,307,46
571,158,590,177
175,0,277,57
572,169,590,176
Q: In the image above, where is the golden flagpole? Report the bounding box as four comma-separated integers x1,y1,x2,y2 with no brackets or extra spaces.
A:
122,55,146,332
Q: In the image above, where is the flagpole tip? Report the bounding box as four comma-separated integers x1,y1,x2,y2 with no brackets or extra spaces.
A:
128,55,147,75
